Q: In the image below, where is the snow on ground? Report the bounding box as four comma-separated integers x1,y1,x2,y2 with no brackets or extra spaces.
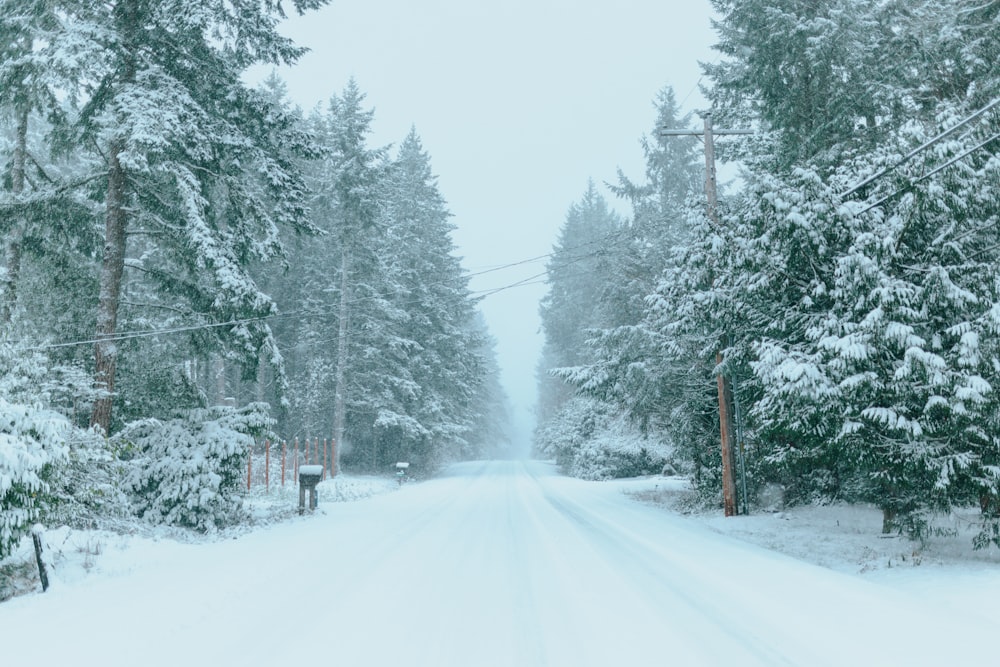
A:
1,473,397,602
619,474,1000,627
1,461,998,666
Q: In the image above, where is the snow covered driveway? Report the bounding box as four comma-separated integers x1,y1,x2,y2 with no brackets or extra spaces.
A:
2,460,993,665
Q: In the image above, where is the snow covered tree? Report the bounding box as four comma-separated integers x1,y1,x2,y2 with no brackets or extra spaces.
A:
574,88,703,426
543,89,702,480
119,403,272,531
0,398,68,557
0,0,101,330
690,0,1000,534
0,341,82,557
536,181,622,424
299,80,391,469
372,128,485,468
270,81,502,472
42,0,330,432
464,314,512,459
704,0,893,172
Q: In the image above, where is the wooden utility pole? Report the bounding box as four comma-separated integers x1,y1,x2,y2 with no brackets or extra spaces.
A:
661,112,752,517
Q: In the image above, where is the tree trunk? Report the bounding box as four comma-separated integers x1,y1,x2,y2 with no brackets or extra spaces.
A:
255,354,267,405
91,2,138,433
980,493,999,518
882,507,896,534
332,251,350,472
214,355,227,405
90,139,129,433
1,104,28,326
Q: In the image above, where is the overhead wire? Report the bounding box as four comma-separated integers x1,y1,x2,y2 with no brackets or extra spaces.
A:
853,130,1000,217
22,227,633,352
841,97,1000,199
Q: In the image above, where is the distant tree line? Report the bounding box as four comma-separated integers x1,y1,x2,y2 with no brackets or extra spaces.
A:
535,0,1000,547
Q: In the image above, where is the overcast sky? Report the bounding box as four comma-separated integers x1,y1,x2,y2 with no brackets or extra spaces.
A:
262,0,719,449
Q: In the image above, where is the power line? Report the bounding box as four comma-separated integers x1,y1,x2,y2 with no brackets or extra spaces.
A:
841,97,1000,199
853,130,1000,217
22,229,631,352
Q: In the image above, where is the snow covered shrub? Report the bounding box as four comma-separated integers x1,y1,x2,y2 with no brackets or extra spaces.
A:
0,341,131,531
0,399,69,558
43,427,133,531
118,404,273,531
535,397,670,480
0,341,98,425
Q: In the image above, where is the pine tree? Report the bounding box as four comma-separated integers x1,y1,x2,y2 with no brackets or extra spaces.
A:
554,88,702,453
312,79,391,469
692,0,1000,533
536,181,621,423
0,0,95,327
379,128,485,467
46,0,330,432
704,0,893,172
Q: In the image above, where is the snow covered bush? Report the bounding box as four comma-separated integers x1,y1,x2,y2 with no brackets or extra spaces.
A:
535,397,671,480
0,399,69,558
0,341,98,425
0,341,133,532
43,427,133,531
118,404,273,531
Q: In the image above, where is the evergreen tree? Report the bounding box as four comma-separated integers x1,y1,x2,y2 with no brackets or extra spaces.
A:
0,0,98,329
311,79,391,470
681,0,1000,537
536,181,621,423
48,0,329,432
376,128,485,468
550,88,703,477
465,313,513,459
704,0,893,172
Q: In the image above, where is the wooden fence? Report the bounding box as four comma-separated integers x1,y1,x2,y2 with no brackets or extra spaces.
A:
244,438,338,493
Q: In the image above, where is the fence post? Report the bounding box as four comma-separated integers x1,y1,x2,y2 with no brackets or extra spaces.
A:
265,439,271,493
281,440,287,487
247,442,253,491
32,526,49,592
294,437,300,484
331,437,337,478
323,438,328,480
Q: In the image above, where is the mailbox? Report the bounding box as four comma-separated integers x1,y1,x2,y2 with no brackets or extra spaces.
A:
298,464,324,514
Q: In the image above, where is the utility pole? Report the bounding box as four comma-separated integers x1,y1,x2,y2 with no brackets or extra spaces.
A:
661,112,752,517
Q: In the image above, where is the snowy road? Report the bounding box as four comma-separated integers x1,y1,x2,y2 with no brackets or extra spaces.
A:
1,460,993,665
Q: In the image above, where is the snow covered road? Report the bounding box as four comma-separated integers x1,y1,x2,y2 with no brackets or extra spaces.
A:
1,460,993,665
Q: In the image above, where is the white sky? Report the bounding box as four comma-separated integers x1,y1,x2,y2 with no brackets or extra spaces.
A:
263,0,719,448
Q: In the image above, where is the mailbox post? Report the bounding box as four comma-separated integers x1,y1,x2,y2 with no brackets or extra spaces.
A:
395,461,409,486
298,464,324,514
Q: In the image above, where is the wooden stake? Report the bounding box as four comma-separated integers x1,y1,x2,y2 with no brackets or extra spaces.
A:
32,528,49,592
265,439,271,493
281,440,287,487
